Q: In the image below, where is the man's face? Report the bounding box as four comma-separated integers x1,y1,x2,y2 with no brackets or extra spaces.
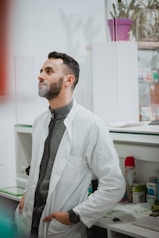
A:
38,58,65,100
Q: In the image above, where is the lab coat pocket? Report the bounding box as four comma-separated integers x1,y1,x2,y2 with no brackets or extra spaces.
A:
48,219,70,236
60,156,81,184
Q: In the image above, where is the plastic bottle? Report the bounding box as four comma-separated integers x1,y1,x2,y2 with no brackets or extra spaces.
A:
124,156,136,202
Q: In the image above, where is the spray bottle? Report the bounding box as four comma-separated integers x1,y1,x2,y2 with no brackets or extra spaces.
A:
124,156,136,202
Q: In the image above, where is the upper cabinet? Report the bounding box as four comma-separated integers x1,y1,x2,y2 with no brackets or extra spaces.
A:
101,0,159,124
138,41,159,122
92,41,139,125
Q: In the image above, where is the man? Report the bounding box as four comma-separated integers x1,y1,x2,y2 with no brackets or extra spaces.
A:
15,51,125,238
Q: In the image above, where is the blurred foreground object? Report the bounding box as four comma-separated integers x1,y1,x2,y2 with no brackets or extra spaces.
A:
0,208,17,238
0,0,11,98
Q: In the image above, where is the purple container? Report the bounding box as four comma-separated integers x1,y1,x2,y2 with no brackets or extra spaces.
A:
108,18,132,41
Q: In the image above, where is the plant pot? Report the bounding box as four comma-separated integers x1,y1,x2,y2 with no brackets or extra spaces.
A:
108,18,132,41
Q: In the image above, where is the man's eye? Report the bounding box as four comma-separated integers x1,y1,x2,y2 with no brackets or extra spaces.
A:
46,69,52,74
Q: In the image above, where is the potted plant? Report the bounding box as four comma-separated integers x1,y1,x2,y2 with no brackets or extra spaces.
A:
108,0,140,41
132,0,159,41
108,0,159,41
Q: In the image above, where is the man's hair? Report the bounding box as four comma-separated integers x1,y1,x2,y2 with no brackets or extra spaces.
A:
48,51,80,89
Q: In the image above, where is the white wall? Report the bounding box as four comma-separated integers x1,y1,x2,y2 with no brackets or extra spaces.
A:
0,0,107,187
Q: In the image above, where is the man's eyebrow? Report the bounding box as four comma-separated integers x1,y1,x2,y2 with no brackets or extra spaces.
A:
40,66,53,73
45,66,53,71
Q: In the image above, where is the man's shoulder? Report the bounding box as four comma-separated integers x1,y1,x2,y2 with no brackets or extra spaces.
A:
33,110,49,127
77,105,102,121
75,105,107,130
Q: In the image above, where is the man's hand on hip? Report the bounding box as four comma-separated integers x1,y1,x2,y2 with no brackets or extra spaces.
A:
43,211,71,225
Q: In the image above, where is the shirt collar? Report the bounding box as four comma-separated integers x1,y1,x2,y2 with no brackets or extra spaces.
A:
49,100,73,120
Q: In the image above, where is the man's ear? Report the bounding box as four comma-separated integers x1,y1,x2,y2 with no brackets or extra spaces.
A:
64,74,75,87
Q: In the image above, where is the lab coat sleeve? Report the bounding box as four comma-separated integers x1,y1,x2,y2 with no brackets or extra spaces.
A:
73,120,126,228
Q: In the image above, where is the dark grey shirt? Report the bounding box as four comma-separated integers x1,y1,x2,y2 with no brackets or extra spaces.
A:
31,100,73,233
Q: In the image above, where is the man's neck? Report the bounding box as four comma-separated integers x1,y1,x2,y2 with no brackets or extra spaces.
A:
49,97,73,110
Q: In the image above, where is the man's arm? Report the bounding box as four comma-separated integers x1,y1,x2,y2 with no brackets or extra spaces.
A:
19,193,25,212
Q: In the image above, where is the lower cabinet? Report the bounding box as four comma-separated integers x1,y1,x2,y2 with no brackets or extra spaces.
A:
0,195,18,221
0,195,19,237
108,230,133,238
87,225,107,238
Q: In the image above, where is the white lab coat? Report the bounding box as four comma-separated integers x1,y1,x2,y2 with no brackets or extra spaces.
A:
15,100,125,238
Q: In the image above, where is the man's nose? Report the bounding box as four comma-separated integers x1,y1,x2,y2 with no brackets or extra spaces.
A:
38,72,43,81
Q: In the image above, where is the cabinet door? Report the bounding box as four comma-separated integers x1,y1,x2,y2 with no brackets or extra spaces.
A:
0,138,12,187
92,42,139,124
138,42,159,121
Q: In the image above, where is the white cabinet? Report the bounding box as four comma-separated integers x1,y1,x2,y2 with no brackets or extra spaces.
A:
0,125,32,212
15,124,32,188
92,41,159,124
92,41,139,125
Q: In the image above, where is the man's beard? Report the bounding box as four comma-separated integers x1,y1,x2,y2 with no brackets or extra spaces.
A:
38,78,63,100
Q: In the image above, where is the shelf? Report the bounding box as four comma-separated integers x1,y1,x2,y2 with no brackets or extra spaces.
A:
15,124,32,133
108,222,159,238
138,41,159,50
109,125,159,145
0,190,23,202
108,125,159,164
110,131,159,146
